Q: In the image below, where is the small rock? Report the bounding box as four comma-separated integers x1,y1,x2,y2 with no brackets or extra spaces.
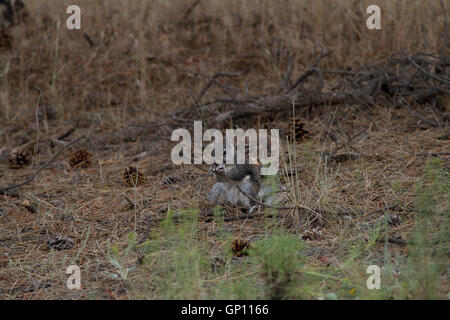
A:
172,212,182,221
158,206,168,214
133,151,148,161
47,236,74,251
22,199,37,213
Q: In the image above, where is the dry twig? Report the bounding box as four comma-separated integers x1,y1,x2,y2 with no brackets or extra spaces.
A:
0,135,86,193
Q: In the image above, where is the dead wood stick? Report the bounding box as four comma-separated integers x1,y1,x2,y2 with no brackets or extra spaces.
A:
376,237,407,246
213,89,370,123
83,33,95,47
57,127,77,140
440,0,448,57
128,121,169,128
0,135,86,193
235,185,319,214
279,52,294,92
401,47,450,85
183,0,201,20
187,82,205,121
223,212,272,222
403,104,440,127
290,49,334,90
322,69,366,76
174,72,240,122
138,215,152,244
196,72,240,103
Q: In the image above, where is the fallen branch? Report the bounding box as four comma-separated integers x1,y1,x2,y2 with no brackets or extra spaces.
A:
183,0,201,20
401,47,450,85
235,185,319,214
403,104,440,127
376,236,407,246
0,135,86,193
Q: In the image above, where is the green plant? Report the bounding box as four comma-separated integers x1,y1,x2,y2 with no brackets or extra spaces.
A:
251,233,306,299
398,159,449,299
107,232,137,280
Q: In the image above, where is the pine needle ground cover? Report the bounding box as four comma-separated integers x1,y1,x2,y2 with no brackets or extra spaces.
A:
0,0,448,299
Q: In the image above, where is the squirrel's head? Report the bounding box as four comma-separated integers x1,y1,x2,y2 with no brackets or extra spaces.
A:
210,164,231,183
210,163,261,186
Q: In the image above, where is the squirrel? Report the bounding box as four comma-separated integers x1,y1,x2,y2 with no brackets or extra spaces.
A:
208,163,261,209
208,162,283,212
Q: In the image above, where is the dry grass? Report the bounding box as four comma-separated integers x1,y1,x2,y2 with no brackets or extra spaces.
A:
0,0,448,299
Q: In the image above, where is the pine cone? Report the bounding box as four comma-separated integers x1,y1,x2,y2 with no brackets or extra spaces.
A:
22,199,37,213
231,237,251,257
123,166,146,187
288,118,309,142
388,214,401,227
377,214,401,227
8,148,32,168
69,149,92,168
0,28,11,50
47,236,74,251
376,214,402,227
161,175,177,186
301,228,322,241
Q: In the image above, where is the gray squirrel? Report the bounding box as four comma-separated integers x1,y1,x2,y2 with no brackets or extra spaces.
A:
208,163,283,212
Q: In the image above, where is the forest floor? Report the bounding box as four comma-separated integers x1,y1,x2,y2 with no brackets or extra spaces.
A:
0,0,448,299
